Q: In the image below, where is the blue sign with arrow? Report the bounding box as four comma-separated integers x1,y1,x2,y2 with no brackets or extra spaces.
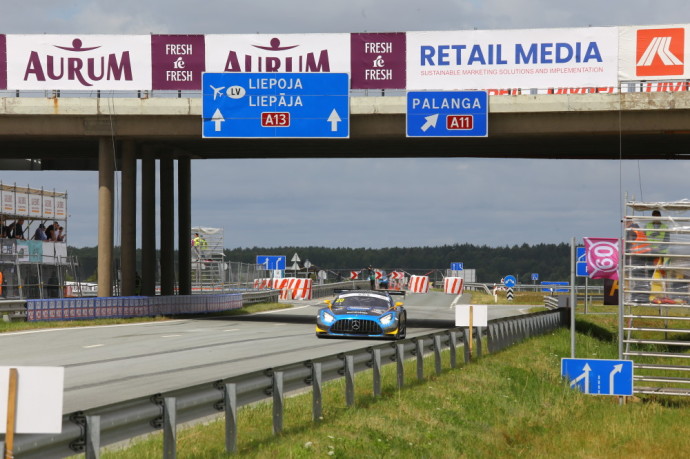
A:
576,246,589,277
407,90,488,137
561,358,633,396
503,275,516,288
202,72,349,138
256,255,286,271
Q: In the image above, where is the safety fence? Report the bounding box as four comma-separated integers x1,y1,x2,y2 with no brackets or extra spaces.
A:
9,308,568,458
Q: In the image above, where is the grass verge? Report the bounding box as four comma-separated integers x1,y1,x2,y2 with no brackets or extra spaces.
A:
102,314,690,458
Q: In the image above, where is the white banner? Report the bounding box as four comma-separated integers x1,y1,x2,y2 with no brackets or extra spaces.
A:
28,193,42,218
1,191,15,214
205,33,350,74
407,27,619,90
54,196,67,219
6,34,153,90
15,191,29,216
619,24,690,81
42,195,54,218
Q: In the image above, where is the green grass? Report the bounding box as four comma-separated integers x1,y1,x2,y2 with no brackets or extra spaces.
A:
101,313,690,458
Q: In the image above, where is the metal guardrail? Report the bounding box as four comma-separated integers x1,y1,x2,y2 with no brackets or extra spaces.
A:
9,308,568,458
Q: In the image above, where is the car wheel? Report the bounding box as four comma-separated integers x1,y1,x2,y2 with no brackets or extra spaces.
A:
395,313,407,340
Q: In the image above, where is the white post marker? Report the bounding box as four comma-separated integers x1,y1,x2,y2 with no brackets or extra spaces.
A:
0,367,64,435
455,305,488,358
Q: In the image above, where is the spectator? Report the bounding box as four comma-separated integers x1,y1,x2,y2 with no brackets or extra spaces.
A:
56,226,65,242
45,224,55,241
13,219,26,239
33,223,48,241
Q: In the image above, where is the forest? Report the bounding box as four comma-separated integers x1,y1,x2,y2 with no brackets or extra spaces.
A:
68,242,574,284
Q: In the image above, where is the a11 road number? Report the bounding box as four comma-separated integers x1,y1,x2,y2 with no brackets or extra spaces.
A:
447,115,473,130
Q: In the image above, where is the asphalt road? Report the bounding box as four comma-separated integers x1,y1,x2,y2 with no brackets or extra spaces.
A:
0,291,529,413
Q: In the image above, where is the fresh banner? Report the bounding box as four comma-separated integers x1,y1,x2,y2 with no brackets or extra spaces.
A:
204,34,350,74
407,27,618,90
6,35,152,90
618,24,690,81
584,237,620,280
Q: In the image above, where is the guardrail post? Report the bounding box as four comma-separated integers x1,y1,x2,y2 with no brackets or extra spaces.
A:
345,355,355,406
449,331,458,368
372,348,382,397
224,383,237,453
85,415,100,459
475,327,483,359
312,362,323,422
463,329,471,363
415,338,424,381
163,397,176,459
396,343,405,389
433,335,442,375
273,371,284,435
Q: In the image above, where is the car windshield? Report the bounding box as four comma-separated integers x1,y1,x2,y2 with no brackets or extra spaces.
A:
335,294,391,308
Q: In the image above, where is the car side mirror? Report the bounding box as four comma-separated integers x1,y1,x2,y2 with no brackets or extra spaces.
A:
395,302,403,308
324,299,332,307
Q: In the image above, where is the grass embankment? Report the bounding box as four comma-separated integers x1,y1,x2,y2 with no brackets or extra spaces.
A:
101,298,690,458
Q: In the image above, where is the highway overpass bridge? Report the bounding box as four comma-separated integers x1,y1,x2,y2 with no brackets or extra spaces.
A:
1,90,689,297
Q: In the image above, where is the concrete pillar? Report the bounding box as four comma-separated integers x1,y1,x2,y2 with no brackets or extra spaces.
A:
120,141,137,296
97,137,114,297
178,157,191,296
141,151,156,296
160,157,175,295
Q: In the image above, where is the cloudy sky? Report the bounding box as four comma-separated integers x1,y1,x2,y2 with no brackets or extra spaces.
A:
1,1,689,249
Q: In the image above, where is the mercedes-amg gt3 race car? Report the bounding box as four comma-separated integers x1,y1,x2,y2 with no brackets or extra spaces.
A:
316,289,406,339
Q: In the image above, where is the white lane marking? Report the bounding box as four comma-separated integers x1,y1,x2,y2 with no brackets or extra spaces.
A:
254,305,312,314
83,344,104,349
161,334,182,338
224,329,239,332
450,294,464,309
0,320,188,337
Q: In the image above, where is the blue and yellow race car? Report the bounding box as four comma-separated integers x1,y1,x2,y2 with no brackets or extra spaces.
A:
316,290,406,339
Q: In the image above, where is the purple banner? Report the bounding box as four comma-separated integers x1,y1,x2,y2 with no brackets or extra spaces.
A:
151,34,205,90
351,32,405,89
0,35,6,89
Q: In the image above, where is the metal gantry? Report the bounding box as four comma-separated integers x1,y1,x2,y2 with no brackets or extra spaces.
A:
623,200,690,396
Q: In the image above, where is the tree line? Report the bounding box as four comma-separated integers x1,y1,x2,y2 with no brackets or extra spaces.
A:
68,242,574,284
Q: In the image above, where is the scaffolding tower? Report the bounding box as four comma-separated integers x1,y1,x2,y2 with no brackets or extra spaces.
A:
623,200,690,396
191,227,226,293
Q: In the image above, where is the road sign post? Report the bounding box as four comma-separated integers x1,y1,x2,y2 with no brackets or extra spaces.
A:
202,73,349,138
407,91,488,137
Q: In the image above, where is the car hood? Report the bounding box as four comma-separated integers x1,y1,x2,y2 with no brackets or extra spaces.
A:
330,305,391,316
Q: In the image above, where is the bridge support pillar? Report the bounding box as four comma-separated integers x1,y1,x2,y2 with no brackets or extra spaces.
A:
120,140,137,296
141,150,156,296
178,156,191,296
160,157,175,295
97,137,114,298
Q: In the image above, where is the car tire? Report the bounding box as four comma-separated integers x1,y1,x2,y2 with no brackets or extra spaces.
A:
395,313,407,340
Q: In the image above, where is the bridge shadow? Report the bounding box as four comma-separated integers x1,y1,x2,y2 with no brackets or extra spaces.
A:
204,313,455,329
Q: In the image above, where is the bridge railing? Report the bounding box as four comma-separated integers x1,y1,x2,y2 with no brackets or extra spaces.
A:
9,308,569,458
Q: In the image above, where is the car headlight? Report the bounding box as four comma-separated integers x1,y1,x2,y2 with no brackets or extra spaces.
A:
322,311,335,324
380,313,394,325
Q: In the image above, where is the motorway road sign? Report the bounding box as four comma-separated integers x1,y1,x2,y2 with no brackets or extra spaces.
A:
202,72,349,138
407,90,488,137
561,358,633,396
451,262,464,271
576,246,588,277
256,255,286,271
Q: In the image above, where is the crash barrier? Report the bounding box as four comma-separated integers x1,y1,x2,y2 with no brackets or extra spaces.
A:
11,308,568,458
25,294,245,321
408,275,429,293
443,277,464,295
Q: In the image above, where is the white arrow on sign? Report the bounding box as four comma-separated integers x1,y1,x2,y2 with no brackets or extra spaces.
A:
421,113,439,132
609,364,623,395
327,109,342,132
570,363,591,393
212,108,225,132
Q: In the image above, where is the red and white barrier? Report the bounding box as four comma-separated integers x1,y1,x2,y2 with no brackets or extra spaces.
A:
408,275,429,293
443,277,464,295
287,278,313,300
253,278,273,289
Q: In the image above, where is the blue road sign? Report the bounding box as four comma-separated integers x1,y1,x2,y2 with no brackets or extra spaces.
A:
451,262,464,271
576,246,589,277
541,281,569,293
503,275,517,288
202,72,349,138
561,358,633,396
407,91,488,137
256,255,286,271
531,273,539,281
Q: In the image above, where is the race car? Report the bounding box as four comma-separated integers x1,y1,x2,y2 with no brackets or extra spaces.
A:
316,289,407,339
